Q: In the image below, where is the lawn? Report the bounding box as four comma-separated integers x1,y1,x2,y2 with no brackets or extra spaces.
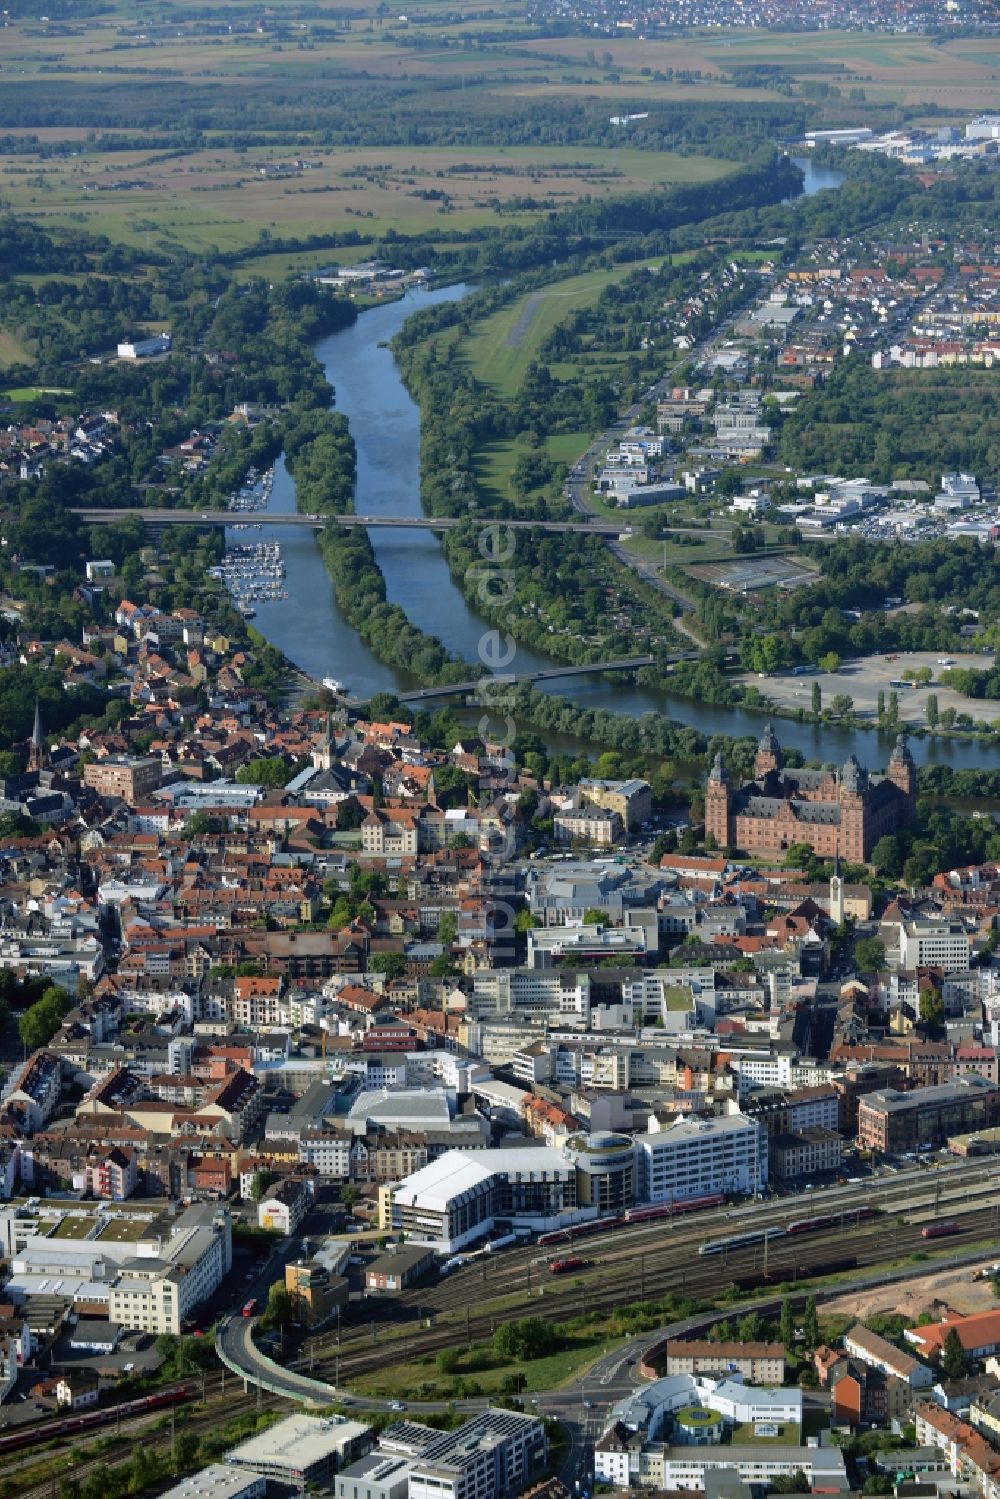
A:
0,329,32,370
462,262,671,396
3,386,72,402
348,1329,615,1399
474,430,589,511
731,1420,803,1446
50,1215,96,1240
97,1215,157,1243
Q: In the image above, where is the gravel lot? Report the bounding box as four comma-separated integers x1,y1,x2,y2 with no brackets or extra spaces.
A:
747,650,997,730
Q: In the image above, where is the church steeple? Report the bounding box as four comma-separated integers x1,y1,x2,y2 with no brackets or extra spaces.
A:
27,700,46,775
312,711,336,772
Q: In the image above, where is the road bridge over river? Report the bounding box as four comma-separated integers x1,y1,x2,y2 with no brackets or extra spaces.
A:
72,506,725,541
385,654,674,704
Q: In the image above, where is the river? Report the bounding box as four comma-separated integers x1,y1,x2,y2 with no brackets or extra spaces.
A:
239,164,1000,772
788,156,846,199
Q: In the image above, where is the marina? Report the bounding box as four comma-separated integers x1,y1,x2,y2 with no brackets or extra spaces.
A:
214,466,288,615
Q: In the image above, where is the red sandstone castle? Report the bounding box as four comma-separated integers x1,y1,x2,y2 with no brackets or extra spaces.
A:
705,724,916,863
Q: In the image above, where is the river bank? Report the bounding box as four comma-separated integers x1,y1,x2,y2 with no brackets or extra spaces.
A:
237,157,1000,774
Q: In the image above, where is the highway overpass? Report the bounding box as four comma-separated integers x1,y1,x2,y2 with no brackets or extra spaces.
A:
216,1313,338,1407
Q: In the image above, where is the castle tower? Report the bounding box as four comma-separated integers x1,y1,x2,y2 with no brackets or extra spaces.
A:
754,722,783,780
26,700,46,775
839,755,868,864
705,751,732,850
887,733,917,824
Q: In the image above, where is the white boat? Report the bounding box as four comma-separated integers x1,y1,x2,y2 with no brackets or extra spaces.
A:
322,676,345,694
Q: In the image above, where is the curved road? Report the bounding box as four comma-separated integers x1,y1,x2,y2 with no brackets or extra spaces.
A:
217,1313,338,1406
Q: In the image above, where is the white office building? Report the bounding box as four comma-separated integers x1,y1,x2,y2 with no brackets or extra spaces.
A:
637,1115,767,1205
390,1148,577,1252
899,920,971,972
406,1411,547,1499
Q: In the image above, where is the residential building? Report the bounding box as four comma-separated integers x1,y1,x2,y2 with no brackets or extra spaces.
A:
2,1051,62,1132
578,778,652,830
258,1176,311,1235
56,1372,100,1410
84,756,162,803
285,1257,348,1326
844,1324,935,1388
553,807,623,846
770,1127,843,1182
662,1341,785,1384
909,1312,1000,1364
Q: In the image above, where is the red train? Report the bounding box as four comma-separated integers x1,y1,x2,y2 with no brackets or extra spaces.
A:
537,1215,621,1248
624,1194,725,1224
786,1207,876,1235
536,1194,725,1247
0,1386,193,1457
549,1256,584,1274
922,1221,961,1239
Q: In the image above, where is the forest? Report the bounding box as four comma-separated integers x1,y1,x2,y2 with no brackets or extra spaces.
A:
778,364,1000,483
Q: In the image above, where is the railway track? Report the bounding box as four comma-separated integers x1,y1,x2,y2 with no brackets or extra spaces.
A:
12,1174,1000,1492
16,1381,290,1499
304,1200,1000,1385
300,1170,1000,1361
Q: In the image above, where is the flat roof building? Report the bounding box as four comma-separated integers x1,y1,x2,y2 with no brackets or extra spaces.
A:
408,1410,547,1499
637,1115,767,1205
226,1414,373,1487
858,1076,1000,1153
336,1453,413,1499
390,1148,576,1252
159,1467,264,1499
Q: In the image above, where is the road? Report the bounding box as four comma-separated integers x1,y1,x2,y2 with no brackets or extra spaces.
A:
71,506,720,541
386,654,662,704
216,1312,339,1405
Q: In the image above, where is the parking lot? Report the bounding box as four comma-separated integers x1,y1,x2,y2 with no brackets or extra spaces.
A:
751,649,995,728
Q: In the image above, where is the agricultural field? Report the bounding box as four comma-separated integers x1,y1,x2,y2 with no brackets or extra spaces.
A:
0,142,737,258
3,0,995,265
